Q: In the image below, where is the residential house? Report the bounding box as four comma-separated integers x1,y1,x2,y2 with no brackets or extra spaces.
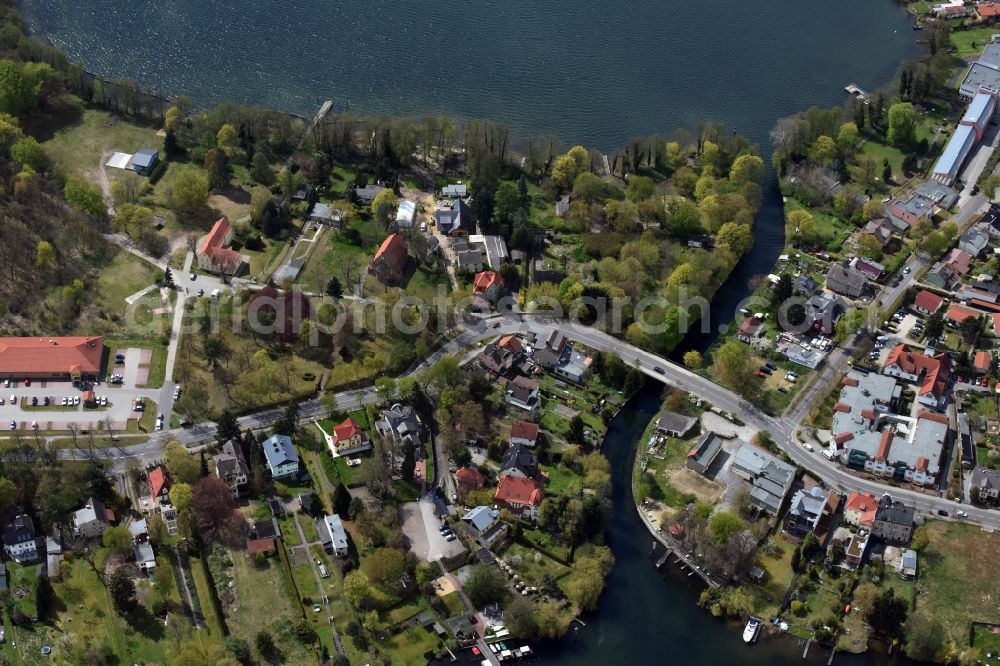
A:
442,183,468,198
534,330,569,369
851,257,884,281
353,184,386,203
656,410,698,438
375,403,423,449
844,492,878,527
317,514,350,557
971,466,1000,501
2,515,39,563
260,434,300,479
473,271,503,298
737,316,765,343
505,375,540,413
479,335,523,376
730,442,796,516
328,417,372,457
945,303,982,328
844,531,870,569
455,248,486,272
129,148,159,176
960,228,991,258
870,494,915,545
793,274,820,297
435,198,474,235
978,204,1000,237
974,350,993,375
455,467,485,496
783,343,824,369
213,441,249,498
71,497,114,538
368,233,408,286
912,290,945,315
309,202,343,226
134,541,156,574
888,181,958,227
977,2,1000,22
882,344,952,409
826,263,868,298
463,506,507,545
944,248,972,275
494,475,544,520
782,487,840,543
148,466,172,511
805,292,847,335
686,431,723,475
925,262,959,290
196,217,246,275
861,218,896,250
129,519,149,544
509,421,540,448
500,444,538,479
553,347,592,383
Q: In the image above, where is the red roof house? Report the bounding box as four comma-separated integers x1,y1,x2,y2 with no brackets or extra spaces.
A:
737,316,764,343
328,417,371,456
945,303,982,326
913,290,944,315
510,421,540,447
974,350,993,374
197,217,244,274
0,336,104,379
455,467,485,496
368,233,408,285
246,537,276,556
844,491,878,527
473,271,502,297
978,2,1000,18
148,466,172,504
944,248,971,275
494,475,544,519
883,344,952,408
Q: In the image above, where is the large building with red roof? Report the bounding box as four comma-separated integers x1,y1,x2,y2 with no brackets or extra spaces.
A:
0,336,104,380
197,217,246,274
912,290,944,315
368,233,408,285
882,344,952,409
147,466,172,513
844,492,878,527
494,475,544,520
832,370,949,486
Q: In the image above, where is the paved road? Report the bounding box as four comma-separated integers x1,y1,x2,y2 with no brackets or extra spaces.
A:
52,311,1000,529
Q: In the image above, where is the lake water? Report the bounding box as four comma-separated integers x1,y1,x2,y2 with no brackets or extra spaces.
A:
21,1,920,663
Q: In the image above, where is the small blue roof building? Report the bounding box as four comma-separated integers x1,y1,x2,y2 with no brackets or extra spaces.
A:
129,148,160,176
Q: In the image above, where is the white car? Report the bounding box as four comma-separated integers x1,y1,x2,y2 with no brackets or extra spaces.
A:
9,395,15,405
956,510,968,518
73,396,80,406
30,421,37,429
61,396,68,406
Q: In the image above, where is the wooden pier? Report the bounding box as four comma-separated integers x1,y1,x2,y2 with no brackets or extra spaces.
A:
844,83,870,103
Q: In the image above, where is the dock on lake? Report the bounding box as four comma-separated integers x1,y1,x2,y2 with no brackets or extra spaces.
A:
844,83,870,103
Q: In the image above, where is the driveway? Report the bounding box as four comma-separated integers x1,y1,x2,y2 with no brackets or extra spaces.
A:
401,498,466,562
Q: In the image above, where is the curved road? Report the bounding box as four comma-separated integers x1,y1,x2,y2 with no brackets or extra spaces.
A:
57,311,1000,529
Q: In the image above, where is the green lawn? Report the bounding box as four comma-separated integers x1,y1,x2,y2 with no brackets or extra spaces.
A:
966,393,998,420
188,554,226,636
915,521,1000,646
90,251,163,334
539,463,582,496
503,542,572,586
7,562,39,619
298,229,376,294
226,548,314,664
440,590,466,616
951,26,1000,59
858,139,905,183
381,625,441,666
41,105,161,181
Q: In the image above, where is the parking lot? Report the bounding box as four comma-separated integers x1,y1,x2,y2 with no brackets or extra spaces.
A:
0,347,160,432
400,497,466,562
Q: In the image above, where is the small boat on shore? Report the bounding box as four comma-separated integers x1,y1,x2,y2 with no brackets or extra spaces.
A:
743,617,761,644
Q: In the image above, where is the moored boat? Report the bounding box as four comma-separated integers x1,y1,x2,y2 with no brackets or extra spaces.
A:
743,617,760,644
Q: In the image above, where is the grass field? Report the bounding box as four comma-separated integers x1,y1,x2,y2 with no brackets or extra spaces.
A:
503,542,572,586
539,463,583,496
225,549,313,664
859,139,906,183
915,521,1000,646
952,26,999,59
41,105,161,182
188,554,226,636
90,251,162,328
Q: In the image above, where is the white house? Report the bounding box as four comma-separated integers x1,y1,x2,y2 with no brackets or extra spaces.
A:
71,497,114,539
261,434,300,479
2,515,39,563
317,514,350,557
134,541,156,574
213,441,249,497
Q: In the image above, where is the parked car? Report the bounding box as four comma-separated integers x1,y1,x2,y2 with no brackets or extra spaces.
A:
9,395,14,405
937,509,948,517
23,378,30,386
8,421,14,430
61,397,68,406
903,267,911,274
30,396,37,406
956,510,968,518
756,370,767,378
42,397,49,406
